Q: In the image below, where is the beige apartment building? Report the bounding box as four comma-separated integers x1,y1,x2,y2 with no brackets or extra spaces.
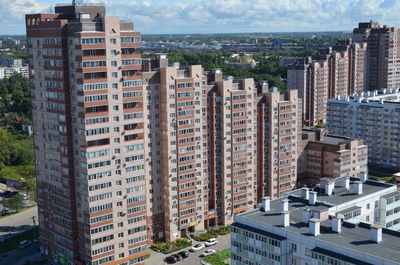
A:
27,3,149,265
327,88,400,170
287,40,367,126
297,128,368,187
206,71,259,225
142,58,209,241
256,87,301,200
353,21,400,91
27,3,338,264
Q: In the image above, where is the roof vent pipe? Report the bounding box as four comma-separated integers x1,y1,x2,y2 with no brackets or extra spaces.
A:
353,181,363,195
309,218,320,236
301,187,309,200
309,191,317,205
280,198,289,212
303,208,311,223
370,224,382,243
345,177,350,190
332,215,342,233
261,196,270,212
359,172,367,183
281,211,290,227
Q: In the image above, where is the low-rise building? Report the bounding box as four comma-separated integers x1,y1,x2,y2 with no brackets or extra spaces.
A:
298,128,368,186
0,66,29,79
231,176,400,265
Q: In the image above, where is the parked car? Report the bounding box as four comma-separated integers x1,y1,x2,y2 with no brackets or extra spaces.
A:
22,194,28,200
200,249,216,257
205,238,218,247
190,243,205,252
173,254,183,261
166,255,178,264
178,251,189,258
19,240,32,248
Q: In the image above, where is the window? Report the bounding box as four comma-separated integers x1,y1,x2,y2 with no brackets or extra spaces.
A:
111,72,118,78
111,61,117,67
110,38,116,44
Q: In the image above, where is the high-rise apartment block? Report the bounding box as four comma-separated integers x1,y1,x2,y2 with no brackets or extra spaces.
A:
27,3,147,265
353,21,400,91
297,128,368,187
327,88,400,169
256,87,301,201
231,177,400,265
287,40,368,126
206,72,259,226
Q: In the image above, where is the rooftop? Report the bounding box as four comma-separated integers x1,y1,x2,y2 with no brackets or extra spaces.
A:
236,178,400,264
330,88,400,106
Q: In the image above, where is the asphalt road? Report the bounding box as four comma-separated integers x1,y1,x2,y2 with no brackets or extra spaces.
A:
0,206,38,236
0,241,41,265
145,234,231,265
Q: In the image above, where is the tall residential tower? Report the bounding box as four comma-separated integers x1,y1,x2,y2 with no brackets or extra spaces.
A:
27,3,149,264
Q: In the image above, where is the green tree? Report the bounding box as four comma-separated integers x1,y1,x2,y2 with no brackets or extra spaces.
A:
2,194,24,212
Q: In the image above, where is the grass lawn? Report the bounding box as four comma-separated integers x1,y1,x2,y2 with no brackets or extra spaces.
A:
203,249,230,265
0,228,38,254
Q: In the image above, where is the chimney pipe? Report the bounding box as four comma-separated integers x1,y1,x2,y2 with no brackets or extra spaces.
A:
303,208,311,223
370,224,382,243
261,196,270,212
281,211,290,227
309,191,317,205
301,187,309,200
332,215,342,233
323,179,335,196
281,198,289,212
309,218,320,236
353,181,363,195
345,177,350,190
359,172,367,183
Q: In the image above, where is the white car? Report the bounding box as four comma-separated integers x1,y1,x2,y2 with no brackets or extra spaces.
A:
190,243,205,252
200,249,216,257
205,238,218,247
19,240,32,248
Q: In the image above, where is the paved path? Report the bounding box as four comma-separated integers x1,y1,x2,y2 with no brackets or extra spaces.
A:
0,206,38,236
145,234,230,265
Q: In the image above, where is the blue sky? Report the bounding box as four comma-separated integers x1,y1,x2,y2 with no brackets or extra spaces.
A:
1,0,400,35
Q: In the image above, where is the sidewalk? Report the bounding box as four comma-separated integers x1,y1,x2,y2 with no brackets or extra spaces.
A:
0,206,38,236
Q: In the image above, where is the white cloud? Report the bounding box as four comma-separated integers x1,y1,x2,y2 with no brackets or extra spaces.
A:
104,0,400,33
2,0,400,35
0,0,47,34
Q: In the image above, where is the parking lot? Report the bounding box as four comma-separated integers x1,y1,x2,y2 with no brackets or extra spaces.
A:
145,234,230,265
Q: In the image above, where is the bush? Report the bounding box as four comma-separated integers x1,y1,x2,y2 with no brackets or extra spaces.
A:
195,225,231,241
194,231,218,241
212,225,231,235
151,238,191,254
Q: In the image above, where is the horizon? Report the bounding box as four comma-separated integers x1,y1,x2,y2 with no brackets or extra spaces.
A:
1,0,400,35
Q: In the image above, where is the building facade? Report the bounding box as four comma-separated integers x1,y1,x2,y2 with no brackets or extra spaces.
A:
231,176,400,265
353,21,400,91
257,87,301,201
287,40,367,126
297,128,368,187
27,3,148,265
0,66,29,79
327,89,400,169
